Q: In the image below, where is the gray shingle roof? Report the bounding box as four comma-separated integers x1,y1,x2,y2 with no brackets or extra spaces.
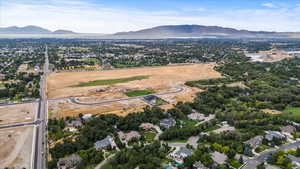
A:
95,136,113,149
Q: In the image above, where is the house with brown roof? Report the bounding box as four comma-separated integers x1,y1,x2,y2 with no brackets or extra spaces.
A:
118,131,141,144
139,123,155,131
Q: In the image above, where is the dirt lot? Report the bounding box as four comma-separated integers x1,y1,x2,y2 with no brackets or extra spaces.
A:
0,126,34,169
48,64,221,118
49,85,203,118
0,102,37,125
49,98,147,118
47,63,221,99
262,109,283,115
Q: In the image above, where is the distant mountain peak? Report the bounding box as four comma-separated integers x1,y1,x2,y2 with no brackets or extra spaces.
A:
52,29,76,34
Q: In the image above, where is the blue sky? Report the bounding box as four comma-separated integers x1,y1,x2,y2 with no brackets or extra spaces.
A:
0,0,300,33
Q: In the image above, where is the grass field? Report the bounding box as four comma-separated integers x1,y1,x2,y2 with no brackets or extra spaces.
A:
181,119,198,127
0,82,4,88
143,132,156,142
203,125,221,132
72,75,150,87
166,138,188,143
125,89,154,97
283,107,300,118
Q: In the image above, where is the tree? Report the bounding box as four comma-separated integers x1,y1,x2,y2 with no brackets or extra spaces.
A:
239,156,244,164
256,162,266,169
296,147,300,157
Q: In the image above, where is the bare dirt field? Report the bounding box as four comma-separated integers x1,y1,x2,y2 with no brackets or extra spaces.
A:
49,84,203,118
49,98,147,118
0,126,34,169
0,102,37,125
262,109,283,115
47,63,221,99
48,64,221,118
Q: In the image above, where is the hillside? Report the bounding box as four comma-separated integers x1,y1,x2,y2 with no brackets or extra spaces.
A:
113,25,281,38
0,26,76,34
52,29,76,34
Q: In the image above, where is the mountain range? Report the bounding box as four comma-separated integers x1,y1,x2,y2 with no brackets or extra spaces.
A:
0,26,76,34
0,25,298,39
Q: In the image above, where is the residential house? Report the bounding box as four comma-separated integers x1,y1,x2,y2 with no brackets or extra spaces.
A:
220,121,228,126
139,123,155,131
171,147,193,163
187,113,206,121
95,136,116,151
118,131,141,144
211,151,227,165
82,114,92,121
64,119,82,132
281,125,296,137
265,131,285,141
57,154,82,169
244,136,264,149
34,65,40,71
193,161,209,169
160,118,176,128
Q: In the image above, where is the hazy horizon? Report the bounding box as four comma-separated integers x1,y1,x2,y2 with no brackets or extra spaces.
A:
1,0,300,34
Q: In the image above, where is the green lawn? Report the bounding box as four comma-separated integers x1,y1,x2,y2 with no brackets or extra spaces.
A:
166,138,188,143
255,145,270,153
203,125,221,132
155,98,166,105
125,89,154,97
283,107,300,118
229,159,242,169
0,82,4,88
181,119,198,127
85,58,99,65
143,132,156,142
72,75,149,87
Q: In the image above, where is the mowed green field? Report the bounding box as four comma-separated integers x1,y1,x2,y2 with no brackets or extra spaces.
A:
125,89,154,97
0,82,4,88
73,75,149,87
283,107,300,119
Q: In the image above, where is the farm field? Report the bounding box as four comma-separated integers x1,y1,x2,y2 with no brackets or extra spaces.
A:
47,63,221,99
0,102,37,125
0,126,34,169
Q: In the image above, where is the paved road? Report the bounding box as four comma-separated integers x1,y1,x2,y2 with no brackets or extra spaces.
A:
243,141,300,169
33,45,49,169
0,121,39,130
0,100,38,106
70,86,184,106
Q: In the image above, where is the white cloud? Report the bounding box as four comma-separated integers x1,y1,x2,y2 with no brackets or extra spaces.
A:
262,3,277,8
182,7,206,12
0,0,300,33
